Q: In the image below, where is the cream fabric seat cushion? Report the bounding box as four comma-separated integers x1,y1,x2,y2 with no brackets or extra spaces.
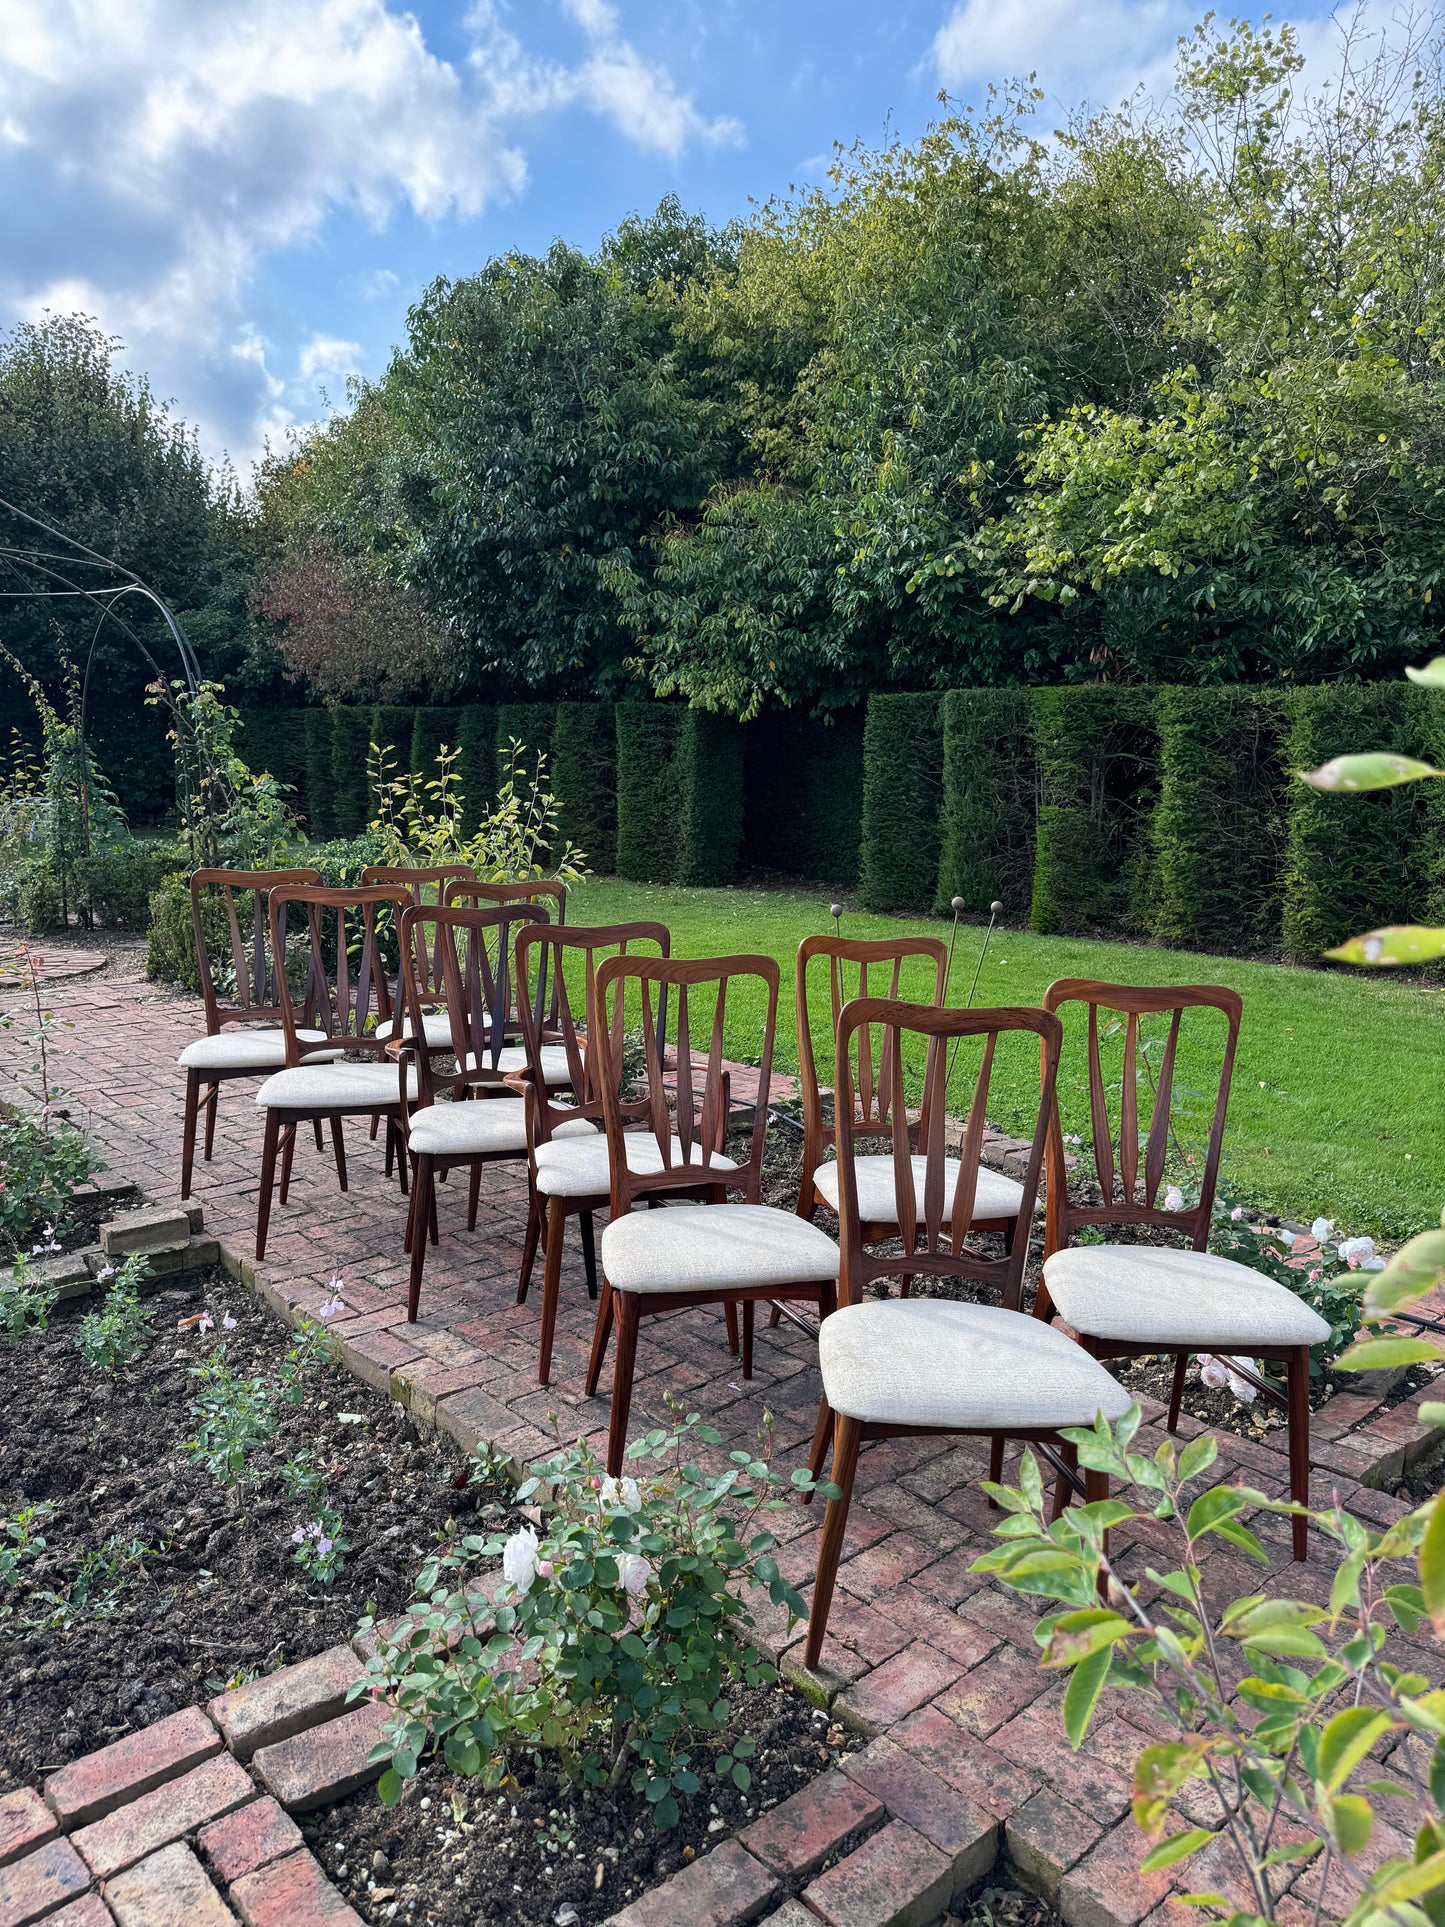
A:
820,1298,1133,1430
375,1012,457,1048
408,1100,596,1158
465,1046,575,1088
602,1202,840,1295
534,1133,738,1199
813,1155,1025,1226
178,1026,338,1072
254,1060,418,1110
1042,1244,1331,1348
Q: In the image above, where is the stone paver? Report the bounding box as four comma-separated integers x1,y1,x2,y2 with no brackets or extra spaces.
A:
740,1770,884,1881
73,1753,255,1879
0,1836,90,1927
841,1737,997,1894
605,1839,777,1925
801,1819,953,1927
208,1646,364,1761
252,1702,390,1814
0,1794,55,1871
104,1841,233,1927
228,1848,364,1926
44,1707,221,1830
45,1898,113,1927
196,1796,302,1883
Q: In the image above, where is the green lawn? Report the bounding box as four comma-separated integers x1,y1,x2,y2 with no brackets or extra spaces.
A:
567,878,1444,1243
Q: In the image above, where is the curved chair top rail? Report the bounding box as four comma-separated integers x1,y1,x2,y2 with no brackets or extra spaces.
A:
1041,977,1242,1256
594,951,780,1218
398,899,552,1105
795,934,950,1161
513,919,671,1133
189,867,323,1029
446,878,567,918
833,996,1062,1309
362,862,476,894
267,882,411,1056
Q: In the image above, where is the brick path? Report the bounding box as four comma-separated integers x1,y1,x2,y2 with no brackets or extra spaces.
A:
7,942,1442,1927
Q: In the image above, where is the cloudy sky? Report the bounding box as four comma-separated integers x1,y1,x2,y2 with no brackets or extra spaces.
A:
0,0,1357,476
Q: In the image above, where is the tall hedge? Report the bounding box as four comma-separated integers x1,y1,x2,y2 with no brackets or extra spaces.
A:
456,705,497,832
410,707,458,786
858,694,943,913
935,689,1036,919
675,711,746,886
742,708,864,884
615,703,682,883
1281,685,1439,959
496,703,559,786
237,709,309,819
1148,688,1287,952
551,703,617,873
370,706,414,805
1030,687,1158,936
330,708,373,836
303,709,336,838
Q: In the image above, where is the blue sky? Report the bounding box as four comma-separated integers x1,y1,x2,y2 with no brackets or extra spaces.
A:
0,0,1354,476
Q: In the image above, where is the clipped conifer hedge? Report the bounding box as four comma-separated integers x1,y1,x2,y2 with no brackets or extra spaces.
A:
1030,687,1157,936
615,703,682,882
302,709,335,837
935,688,1036,919
742,709,864,884
551,703,617,873
455,705,497,832
675,711,746,886
329,708,373,835
858,694,944,913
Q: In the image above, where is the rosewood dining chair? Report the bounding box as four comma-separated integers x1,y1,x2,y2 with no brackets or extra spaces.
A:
802,996,1131,1669
1035,980,1326,1560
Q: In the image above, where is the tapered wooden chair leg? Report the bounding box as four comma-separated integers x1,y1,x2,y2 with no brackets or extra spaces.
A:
517,1195,543,1304
329,1118,348,1191
202,1082,220,1162
1049,1440,1078,1522
724,1301,740,1356
986,1435,1005,1505
403,1159,418,1255
384,1118,395,1177
427,1169,439,1245
804,1415,862,1669
579,1211,598,1301
802,1398,835,1503
256,1108,281,1260
769,1305,782,1328
312,1118,325,1152
741,1299,755,1378
606,1292,642,1477
278,1121,296,1204
586,1280,614,1397
408,1157,434,1321
181,1071,201,1201
1288,1346,1310,1561
537,1198,568,1386
370,1113,380,1140
1167,1354,1188,1433
467,1163,482,1232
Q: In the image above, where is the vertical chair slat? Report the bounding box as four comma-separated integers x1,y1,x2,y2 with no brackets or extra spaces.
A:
699,979,727,1164
1119,1013,1139,1205
921,1034,947,1252
1144,1009,1181,1204
889,1025,917,1253
674,982,693,1164
1086,1006,1116,1205
948,1032,994,1255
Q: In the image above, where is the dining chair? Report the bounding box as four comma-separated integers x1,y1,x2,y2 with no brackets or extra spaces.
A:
512,918,723,1387
398,901,598,1321
178,866,333,1200
251,883,415,1259
361,863,476,1051
586,953,843,1475
1036,979,1327,1560
446,879,572,1082
802,996,1132,1669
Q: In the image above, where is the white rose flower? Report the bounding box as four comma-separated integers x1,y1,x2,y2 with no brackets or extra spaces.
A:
1199,1358,1230,1390
600,1476,641,1513
1339,1236,1376,1268
1361,1256,1386,1271
1278,1228,1296,1248
616,1552,651,1597
1224,1357,1258,1404
1164,1186,1185,1213
1311,1217,1336,1243
500,1527,540,1596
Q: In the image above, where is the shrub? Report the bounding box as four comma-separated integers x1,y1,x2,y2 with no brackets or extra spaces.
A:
858,693,943,913
75,1252,155,1373
409,707,455,790
741,707,865,885
15,865,62,934
0,1250,61,1343
356,1405,812,1826
1030,685,1158,935
146,872,209,990
551,703,618,874
76,844,186,930
616,703,683,882
675,710,746,886
330,708,373,835
236,709,310,820
369,707,415,804
935,688,1036,918
0,1115,99,1258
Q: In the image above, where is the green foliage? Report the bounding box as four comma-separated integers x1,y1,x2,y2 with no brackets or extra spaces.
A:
31,1536,150,1632
615,703,683,882
742,708,864,886
74,845,186,930
146,872,208,990
675,711,746,887
184,1317,333,1485
1208,1211,1364,1376
858,694,942,913
290,1507,349,1586
0,1503,52,1598
303,710,336,838
935,689,1035,919
978,1409,1445,1924
355,1402,816,1826
0,1249,61,1344
495,705,558,788
551,703,618,875
0,981,99,1256
1149,688,1287,951
455,705,497,834
75,1253,155,1374
14,866,61,935
409,707,454,788
1030,687,1157,936
236,709,310,820
330,708,373,836
370,707,416,798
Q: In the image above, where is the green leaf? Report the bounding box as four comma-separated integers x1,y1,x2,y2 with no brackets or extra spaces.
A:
1335,1336,1442,1373
1322,1792,1373,1856
1300,752,1444,792
732,1762,751,1791
1432,1742,1445,1810
1185,1486,1248,1539
1061,1645,1111,1748
1327,925,1445,967
1406,658,1445,687
1176,1436,1218,1483
1318,1708,1393,1791
1420,1492,1445,1635
1140,1829,1215,1871
377,1768,404,1806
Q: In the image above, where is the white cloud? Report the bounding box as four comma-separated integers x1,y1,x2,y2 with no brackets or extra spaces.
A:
931,0,1189,108
298,333,363,384
358,267,400,300
0,0,742,468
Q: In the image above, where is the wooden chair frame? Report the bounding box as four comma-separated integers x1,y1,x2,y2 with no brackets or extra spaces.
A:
398,900,553,1321
587,953,835,1475
254,883,411,1259
804,998,1081,1670
512,919,681,1386
446,880,567,1033
182,866,321,1199
1035,979,1310,1561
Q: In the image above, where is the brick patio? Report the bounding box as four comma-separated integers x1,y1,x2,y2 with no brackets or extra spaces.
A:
7,941,1441,1926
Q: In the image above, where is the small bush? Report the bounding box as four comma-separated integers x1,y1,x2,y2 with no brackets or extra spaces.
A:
75,1252,155,1373
76,844,186,930
0,1114,100,1258
15,866,62,934
146,872,210,991
859,693,943,913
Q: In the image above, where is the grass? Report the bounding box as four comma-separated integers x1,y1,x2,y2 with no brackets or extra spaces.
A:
567,877,1445,1244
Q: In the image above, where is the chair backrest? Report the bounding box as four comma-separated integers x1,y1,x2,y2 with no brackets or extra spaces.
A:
363,865,477,999
190,867,321,1033
268,883,410,1061
834,998,1062,1310
513,920,670,1140
595,952,777,1217
398,901,550,1107
1041,979,1242,1257
795,935,949,1190
446,878,567,923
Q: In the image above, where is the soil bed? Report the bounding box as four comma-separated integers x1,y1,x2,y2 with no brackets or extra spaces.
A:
0,1264,491,1792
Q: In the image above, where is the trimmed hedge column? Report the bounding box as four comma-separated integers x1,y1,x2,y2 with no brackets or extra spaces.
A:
369,707,414,810
742,709,864,885
676,711,746,886
935,689,1036,919
303,710,335,838
858,694,943,913
456,706,497,833
330,708,373,836
616,703,683,882
496,703,559,787
237,709,309,821
551,703,618,873
1030,687,1158,936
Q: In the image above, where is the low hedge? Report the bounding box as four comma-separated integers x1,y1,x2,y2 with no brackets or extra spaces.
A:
77,844,187,930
